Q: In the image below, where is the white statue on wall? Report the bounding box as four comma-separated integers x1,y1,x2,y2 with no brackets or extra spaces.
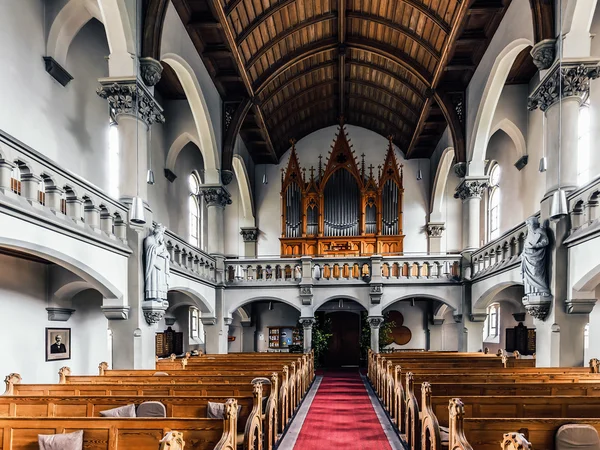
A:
521,216,551,298
144,223,170,301
294,265,302,280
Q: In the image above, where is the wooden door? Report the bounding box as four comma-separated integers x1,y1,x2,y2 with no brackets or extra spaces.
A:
325,312,360,367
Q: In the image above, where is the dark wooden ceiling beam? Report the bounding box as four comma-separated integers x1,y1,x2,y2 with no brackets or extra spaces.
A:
272,98,338,137
254,38,338,94
347,79,420,118
405,0,473,159
346,111,410,147
245,13,337,70
386,0,451,34
346,12,441,60
468,0,505,15
347,93,416,130
529,0,555,43
207,0,278,162
216,69,242,82
142,0,170,59
349,60,426,101
267,80,338,120
234,0,296,42
260,61,337,106
339,0,346,118
188,15,223,30
221,98,253,183
203,44,231,58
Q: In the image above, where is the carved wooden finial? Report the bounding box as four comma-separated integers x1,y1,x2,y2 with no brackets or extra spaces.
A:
377,164,382,179
483,347,489,354
98,361,109,376
169,353,177,361
338,115,345,127
590,358,600,373
501,432,532,450
4,373,22,395
58,366,71,384
501,354,508,368
159,431,185,450
513,350,521,359
289,138,296,147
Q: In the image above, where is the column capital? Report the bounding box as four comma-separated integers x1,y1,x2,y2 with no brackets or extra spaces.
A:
240,227,258,242
426,222,445,238
530,39,556,71
224,317,233,326
454,178,488,201
528,59,600,112
139,57,163,87
97,77,165,126
199,185,232,208
299,317,316,329
367,316,385,329
141,299,169,325
201,317,218,326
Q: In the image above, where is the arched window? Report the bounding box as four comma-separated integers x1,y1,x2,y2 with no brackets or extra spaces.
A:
108,125,119,199
483,303,500,343
578,104,591,186
188,173,201,248
11,165,21,195
190,308,199,339
488,165,500,241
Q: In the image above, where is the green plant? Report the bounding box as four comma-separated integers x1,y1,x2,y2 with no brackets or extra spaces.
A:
311,317,332,367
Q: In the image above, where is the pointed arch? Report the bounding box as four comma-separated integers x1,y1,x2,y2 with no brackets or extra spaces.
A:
97,0,135,68
232,154,255,225
165,132,202,175
468,39,533,175
490,118,527,162
46,0,104,68
161,54,220,182
430,147,455,222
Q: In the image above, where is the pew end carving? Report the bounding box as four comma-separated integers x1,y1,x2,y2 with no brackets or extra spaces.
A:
501,432,532,450
3,372,22,395
215,398,239,450
405,372,420,450
98,361,109,376
244,382,263,450
590,358,600,374
159,431,185,450
421,382,443,450
448,399,473,450
58,366,71,384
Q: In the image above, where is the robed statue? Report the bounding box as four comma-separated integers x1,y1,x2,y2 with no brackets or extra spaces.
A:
521,216,551,297
144,223,170,301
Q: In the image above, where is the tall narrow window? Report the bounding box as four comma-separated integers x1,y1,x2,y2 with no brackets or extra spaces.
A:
11,166,21,195
189,173,201,247
483,303,500,342
488,165,500,241
108,125,120,199
578,104,591,186
190,308,199,339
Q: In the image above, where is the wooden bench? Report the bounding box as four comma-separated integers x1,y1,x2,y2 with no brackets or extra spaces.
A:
0,402,239,449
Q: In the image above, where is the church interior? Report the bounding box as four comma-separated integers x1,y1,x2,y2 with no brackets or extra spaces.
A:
3,0,600,448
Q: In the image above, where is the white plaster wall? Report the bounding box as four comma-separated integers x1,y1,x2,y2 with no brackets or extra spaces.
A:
0,254,109,384
0,3,111,192
224,174,245,256
441,308,459,351
253,302,301,353
383,300,428,350
255,125,430,257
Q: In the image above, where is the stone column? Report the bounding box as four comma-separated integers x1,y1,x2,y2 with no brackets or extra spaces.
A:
466,313,487,353
427,222,445,254
428,318,444,351
199,185,232,256
204,286,228,354
367,316,384,353
0,160,15,193
454,178,488,252
299,317,316,353
97,77,164,216
240,227,258,257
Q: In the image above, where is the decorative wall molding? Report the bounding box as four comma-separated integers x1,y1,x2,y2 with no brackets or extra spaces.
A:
46,307,75,321
43,57,73,87
221,170,234,186
240,227,258,242
164,168,177,183
101,306,130,320
97,77,165,126
528,60,600,112
454,178,488,201
139,57,163,86
369,283,383,304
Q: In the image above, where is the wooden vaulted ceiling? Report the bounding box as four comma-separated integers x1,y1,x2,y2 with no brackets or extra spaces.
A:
158,0,524,166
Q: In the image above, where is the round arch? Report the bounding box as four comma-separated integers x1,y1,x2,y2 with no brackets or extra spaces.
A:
473,282,524,312
227,296,302,317
52,280,94,302
312,295,367,314
165,132,203,176
233,154,255,224
160,54,220,182
489,118,527,162
47,0,104,68
167,287,214,315
430,147,455,221
468,38,533,175
0,237,122,301
383,294,458,313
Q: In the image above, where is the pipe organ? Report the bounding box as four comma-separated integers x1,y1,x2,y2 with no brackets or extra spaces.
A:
280,128,404,256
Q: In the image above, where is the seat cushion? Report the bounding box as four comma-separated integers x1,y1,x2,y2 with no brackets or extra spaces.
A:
99,404,136,417
136,401,166,418
556,424,600,450
207,401,242,419
38,430,83,450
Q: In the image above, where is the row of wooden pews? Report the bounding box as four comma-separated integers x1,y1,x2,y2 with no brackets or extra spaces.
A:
0,351,314,449
368,350,600,450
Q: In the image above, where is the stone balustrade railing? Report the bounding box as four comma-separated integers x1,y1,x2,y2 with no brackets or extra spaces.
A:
225,253,463,284
471,219,531,279
0,130,129,242
164,228,216,283
567,175,600,233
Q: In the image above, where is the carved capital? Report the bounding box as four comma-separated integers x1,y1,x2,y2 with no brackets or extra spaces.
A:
530,39,556,71
367,316,385,329
140,57,163,86
142,300,169,325
46,307,75,322
454,178,488,201
240,227,259,242
528,60,600,111
224,317,233,326
97,77,165,126
199,185,232,207
101,305,130,320
565,298,597,314
221,170,234,185
522,294,552,321
453,162,466,178
427,222,445,238
299,317,316,330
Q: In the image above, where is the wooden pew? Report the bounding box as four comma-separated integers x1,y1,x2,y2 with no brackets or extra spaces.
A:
0,400,239,449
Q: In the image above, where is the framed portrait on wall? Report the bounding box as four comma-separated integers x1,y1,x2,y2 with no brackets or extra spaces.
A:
46,328,71,361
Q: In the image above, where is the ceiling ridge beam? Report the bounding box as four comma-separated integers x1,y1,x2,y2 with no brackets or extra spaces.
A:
339,0,346,117
260,61,337,105
267,80,338,120
245,13,337,70
346,12,441,60
405,0,473,159
346,109,411,144
254,38,338,94
208,0,278,162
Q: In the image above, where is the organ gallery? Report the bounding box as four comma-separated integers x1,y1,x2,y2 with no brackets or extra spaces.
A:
280,126,404,257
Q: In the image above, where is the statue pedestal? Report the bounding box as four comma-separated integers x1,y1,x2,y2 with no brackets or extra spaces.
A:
142,299,169,325
522,295,552,321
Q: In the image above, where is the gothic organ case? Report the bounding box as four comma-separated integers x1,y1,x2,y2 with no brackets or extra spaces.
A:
280,127,404,256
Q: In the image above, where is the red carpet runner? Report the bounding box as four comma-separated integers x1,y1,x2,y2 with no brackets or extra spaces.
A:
293,371,393,450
